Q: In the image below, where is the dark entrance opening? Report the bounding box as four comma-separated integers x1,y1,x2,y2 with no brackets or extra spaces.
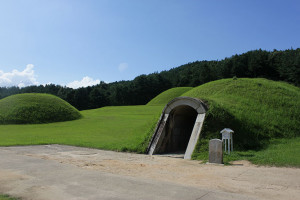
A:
156,105,198,154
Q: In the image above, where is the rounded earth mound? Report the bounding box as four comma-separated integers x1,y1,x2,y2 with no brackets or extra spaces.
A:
0,93,82,124
182,78,300,150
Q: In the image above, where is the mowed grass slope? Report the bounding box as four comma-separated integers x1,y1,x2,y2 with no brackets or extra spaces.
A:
0,105,163,152
147,87,192,105
181,78,300,166
0,93,81,124
183,78,300,148
146,78,300,148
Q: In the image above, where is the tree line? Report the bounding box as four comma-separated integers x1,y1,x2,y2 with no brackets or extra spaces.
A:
1,48,299,110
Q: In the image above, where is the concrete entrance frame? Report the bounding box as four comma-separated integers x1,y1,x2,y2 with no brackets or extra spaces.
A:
147,97,208,159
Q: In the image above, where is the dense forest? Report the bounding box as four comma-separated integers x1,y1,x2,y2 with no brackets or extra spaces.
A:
1,48,299,110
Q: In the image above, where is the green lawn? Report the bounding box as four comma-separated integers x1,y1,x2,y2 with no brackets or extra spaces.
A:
0,105,163,153
241,137,300,167
192,137,300,167
0,194,19,200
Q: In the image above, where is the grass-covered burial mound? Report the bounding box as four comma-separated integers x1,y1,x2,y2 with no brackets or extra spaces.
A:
0,93,82,124
182,78,300,151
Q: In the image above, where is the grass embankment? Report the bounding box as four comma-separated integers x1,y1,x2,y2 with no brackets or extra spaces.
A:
0,105,163,152
183,78,300,148
147,87,192,105
0,93,81,124
228,137,300,167
182,78,300,166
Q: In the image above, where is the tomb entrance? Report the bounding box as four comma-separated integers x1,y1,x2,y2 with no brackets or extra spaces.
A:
147,97,208,159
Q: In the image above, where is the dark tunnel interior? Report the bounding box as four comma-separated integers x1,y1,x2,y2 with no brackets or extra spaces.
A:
157,105,198,154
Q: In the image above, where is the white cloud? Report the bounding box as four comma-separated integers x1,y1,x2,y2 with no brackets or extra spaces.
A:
0,64,39,88
118,62,128,72
67,76,100,89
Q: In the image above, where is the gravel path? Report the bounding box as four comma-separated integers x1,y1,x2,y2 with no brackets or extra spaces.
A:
0,145,299,200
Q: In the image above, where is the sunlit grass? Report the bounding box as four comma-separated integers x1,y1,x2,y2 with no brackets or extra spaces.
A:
0,93,81,124
0,78,299,167
193,137,300,167
184,78,300,149
0,105,163,153
147,87,192,105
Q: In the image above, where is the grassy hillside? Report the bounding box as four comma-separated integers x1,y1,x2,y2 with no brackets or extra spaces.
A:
0,105,163,152
182,78,300,150
0,93,81,124
147,87,192,105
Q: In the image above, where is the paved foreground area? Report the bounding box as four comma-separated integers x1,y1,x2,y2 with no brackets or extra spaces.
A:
0,145,299,200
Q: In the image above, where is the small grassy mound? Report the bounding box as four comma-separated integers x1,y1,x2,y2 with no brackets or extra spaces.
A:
0,93,82,124
147,87,192,105
182,78,300,151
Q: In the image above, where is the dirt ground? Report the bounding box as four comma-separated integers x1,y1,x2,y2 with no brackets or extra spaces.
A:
1,145,299,200
21,145,300,200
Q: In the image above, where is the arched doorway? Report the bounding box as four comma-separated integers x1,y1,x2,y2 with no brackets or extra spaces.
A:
156,105,198,154
147,97,208,159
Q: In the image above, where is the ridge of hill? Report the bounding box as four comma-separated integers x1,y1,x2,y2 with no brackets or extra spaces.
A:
147,87,192,105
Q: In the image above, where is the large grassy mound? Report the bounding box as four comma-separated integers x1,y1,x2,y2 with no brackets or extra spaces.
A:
182,78,300,150
0,93,82,124
147,87,192,105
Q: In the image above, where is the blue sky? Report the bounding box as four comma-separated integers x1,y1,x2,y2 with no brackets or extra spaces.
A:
0,0,299,88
